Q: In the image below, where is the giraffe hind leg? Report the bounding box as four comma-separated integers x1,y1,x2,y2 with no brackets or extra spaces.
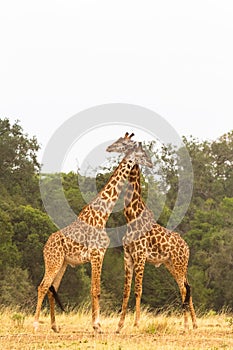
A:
182,280,198,329
47,286,64,333
34,275,54,331
34,258,66,331
182,281,191,310
178,280,189,330
164,262,190,330
49,285,65,312
48,261,67,332
189,294,198,329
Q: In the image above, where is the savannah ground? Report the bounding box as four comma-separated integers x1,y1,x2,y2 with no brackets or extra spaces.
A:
0,307,233,350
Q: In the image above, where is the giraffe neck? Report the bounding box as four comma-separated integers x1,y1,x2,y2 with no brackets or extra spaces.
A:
78,157,134,227
124,164,146,222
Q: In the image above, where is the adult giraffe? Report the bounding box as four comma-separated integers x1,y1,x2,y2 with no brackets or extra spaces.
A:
107,133,197,332
34,140,152,333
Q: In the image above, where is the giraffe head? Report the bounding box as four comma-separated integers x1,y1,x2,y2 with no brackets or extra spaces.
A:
125,142,153,168
107,133,153,168
106,132,137,153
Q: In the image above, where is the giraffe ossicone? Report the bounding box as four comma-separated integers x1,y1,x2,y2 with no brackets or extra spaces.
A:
33,135,152,333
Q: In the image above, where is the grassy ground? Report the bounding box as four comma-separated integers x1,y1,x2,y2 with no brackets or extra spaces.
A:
0,307,233,350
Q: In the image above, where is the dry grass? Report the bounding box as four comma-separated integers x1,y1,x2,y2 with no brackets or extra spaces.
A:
0,307,233,349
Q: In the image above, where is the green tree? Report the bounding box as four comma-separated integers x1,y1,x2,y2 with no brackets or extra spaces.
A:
186,197,233,310
101,248,125,311
11,205,57,285
0,266,35,308
0,119,40,206
59,265,91,308
0,207,21,273
62,172,87,214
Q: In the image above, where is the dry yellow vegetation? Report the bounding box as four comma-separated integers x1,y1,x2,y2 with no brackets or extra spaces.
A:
0,307,233,350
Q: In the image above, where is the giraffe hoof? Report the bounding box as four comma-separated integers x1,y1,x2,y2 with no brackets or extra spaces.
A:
94,329,103,334
93,323,103,333
116,324,123,334
33,321,39,331
51,325,60,333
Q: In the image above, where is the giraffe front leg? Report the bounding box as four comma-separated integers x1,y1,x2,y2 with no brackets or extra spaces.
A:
117,251,134,333
91,254,103,333
133,258,145,328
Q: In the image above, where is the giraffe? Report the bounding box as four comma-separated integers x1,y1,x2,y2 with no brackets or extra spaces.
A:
107,133,197,333
33,140,152,333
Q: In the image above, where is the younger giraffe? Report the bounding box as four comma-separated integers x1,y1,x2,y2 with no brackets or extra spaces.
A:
107,133,197,333
34,141,152,333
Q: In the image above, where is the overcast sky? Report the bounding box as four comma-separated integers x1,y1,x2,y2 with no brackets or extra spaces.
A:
1,0,233,171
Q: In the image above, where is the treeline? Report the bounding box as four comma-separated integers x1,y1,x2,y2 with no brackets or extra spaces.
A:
0,118,233,313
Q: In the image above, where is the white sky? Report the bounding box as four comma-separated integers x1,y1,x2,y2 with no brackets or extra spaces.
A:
1,0,233,171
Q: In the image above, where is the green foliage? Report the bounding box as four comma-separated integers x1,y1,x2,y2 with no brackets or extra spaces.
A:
0,208,21,272
59,265,91,308
0,118,40,207
101,249,125,310
142,264,180,309
0,266,35,308
185,196,233,310
11,205,58,285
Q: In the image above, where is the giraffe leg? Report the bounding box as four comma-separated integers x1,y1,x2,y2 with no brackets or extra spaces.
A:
178,278,197,330
33,255,64,331
47,290,57,332
47,261,68,332
178,279,189,330
117,250,134,333
133,257,146,328
164,261,191,330
189,292,198,329
90,252,104,333
34,275,54,331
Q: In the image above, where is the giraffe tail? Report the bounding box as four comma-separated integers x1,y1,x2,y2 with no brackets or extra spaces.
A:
182,281,191,310
49,285,65,312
